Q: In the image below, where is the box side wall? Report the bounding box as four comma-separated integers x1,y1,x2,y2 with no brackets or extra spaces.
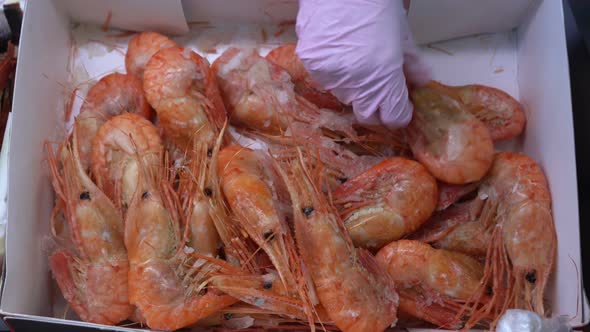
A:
55,0,189,35
181,0,298,24
408,0,535,44
517,0,584,324
1,0,71,316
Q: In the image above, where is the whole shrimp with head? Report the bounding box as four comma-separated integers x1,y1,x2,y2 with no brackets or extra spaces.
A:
376,240,489,329
275,148,398,332
333,157,438,250
143,46,226,155
74,72,151,170
124,146,236,331
216,144,316,326
460,152,556,329
46,130,133,325
427,80,526,141
91,113,163,213
406,85,494,184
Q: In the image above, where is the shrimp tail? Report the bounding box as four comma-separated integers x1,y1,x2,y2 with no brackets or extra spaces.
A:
397,288,464,330
49,250,89,320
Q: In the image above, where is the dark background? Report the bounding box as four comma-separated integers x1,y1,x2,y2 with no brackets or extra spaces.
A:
3,0,590,331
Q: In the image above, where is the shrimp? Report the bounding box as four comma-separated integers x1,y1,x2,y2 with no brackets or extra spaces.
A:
46,130,133,325
275,148,398,332
409,197,492,259
124,148,236,331
436,181,480,211
217,145,308,300
376,240,487,328
178,141,220,257
427,81,526,141
74,73,152,170
266,44,343,111
91,113,163,212
332,157,438,250
143,46,226,154
407,85,494,184
125,31,177,80
461,152,556,328
211,47,308,134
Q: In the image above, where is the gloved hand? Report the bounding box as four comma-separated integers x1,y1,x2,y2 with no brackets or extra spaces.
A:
295,0,431,129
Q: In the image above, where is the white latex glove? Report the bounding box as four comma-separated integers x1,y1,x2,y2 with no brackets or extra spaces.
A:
295,0,431,129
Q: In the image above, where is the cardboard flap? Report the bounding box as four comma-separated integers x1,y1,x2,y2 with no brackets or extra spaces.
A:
408,0,535,44
181,0,298,24
56,0,189,35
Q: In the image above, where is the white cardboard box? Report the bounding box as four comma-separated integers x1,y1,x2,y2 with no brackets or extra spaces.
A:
0,0,588,330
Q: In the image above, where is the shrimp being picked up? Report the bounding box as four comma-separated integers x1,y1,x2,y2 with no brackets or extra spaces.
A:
406,85,494,184
143,47,226,154
276,148,398,332
124,148,236,331
461,152,556,329
91,113,163,212
125,31,177,80
266,44,343,111
74,73,152,170
332,157,438,250
376,240,488,329
46,130,133,325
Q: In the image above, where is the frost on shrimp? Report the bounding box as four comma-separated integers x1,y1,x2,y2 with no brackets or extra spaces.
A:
91,113,163,213
74,72,152,170
460,152,556,329
275,148,398,332
212,47,403,155
376,240,489,329
143,46,226,155
125,31,177,80
427,80,526,141
332,157,438,250
407,85,494,184
46,131,133,325
124,151,235,331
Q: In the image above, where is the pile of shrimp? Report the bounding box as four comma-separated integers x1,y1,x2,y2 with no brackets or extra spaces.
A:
44,31,556,332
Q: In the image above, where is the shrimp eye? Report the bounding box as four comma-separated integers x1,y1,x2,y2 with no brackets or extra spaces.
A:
204,187,213,197
263,281,273,289
302,206,314,216
142,191,150,200
338,177,348,184
207,149,213,157
525,271,536,284
223,313,233,320
79,191,91,200
263,231,274,241
485,285,493,295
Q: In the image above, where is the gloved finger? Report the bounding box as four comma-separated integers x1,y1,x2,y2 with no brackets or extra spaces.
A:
351,91,383,127
378,70,414,130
